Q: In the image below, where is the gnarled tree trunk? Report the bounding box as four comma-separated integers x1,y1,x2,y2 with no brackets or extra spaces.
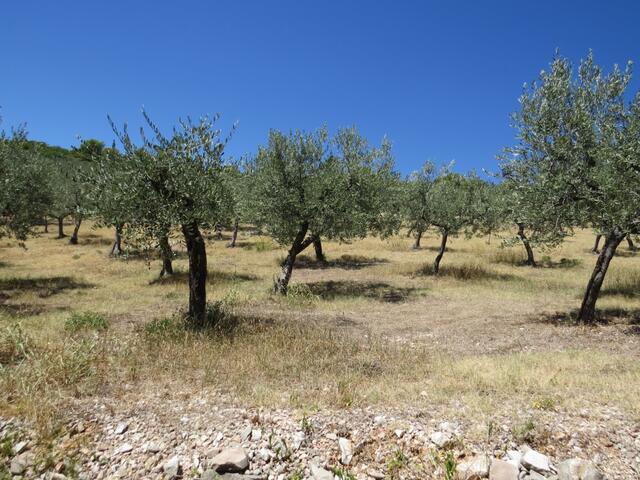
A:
592,234,602,254
626,235,636,251
57,216,65,238
110,224,123,256
227,219,239,248
516,223,536,267
182,222,207,327
412,230,423,249
313,236,326,263
433,230,448,274
159,234,174,277
577,231,625,323
69,216,82,245
274,222,314,294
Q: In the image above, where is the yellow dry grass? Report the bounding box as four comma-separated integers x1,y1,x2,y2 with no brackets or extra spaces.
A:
1,222,639,436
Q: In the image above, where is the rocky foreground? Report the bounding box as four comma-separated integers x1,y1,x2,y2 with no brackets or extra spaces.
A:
1,389,639,479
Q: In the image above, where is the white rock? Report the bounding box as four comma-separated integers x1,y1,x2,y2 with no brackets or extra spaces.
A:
394,429,405,438
310,463,334,480
338,437,353,465
430,431,454,449
117,443,133,454
163,456,182,479
489,459,519,480
12,440,28,455
114,422,129,435
241,425,252,441
557,458,604,480
457,455,490,479
10,456,26,475
521,449,551,474
292,431,306,451
251,429,262,441
210,447,249,473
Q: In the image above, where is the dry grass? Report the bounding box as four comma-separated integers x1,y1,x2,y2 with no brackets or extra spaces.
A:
1,222,640,435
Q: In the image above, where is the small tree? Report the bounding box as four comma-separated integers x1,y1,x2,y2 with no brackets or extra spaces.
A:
0,124,52,242
428,171,483,274
111,111,233,326
247,127,398,294
402,161,437,249
503,51,640,322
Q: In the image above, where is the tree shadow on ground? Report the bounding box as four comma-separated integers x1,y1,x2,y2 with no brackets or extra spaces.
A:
295,254,389,270
413,263,518,281
0,303,69,317
535,308,640,334
305,280,421,303
0,276,94,298
149,270,258,286
537,257,582,269
601,282,640,299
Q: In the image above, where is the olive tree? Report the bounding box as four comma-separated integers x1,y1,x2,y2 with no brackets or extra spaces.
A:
0,124,52,242
428,171,485,274
111,111,233,326
502,52,640,323
247,126,398,294
402,161,437,249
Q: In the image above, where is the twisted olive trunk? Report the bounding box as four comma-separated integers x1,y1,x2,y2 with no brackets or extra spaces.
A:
43,217,48,233
626,235,636,251
433,230,448,275
110,224,123,256
313,236,326,263
274,223,314,295
592,234,602,254
182,222,207,327
57,216,65,238
159,235,174,277
227,219,239,248
517,223,536,267
69,216,82,245
578,231,625,323
412,230,423,249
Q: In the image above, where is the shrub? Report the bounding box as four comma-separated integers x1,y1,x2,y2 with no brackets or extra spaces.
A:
64,312,109,332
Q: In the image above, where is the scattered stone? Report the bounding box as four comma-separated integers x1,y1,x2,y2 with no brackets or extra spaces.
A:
241,425,252,441
367,468,385,479
117,443,133,454
251,429,262,441
10,456,27,475
145,441,162,453
394,429,405,438
114,422,129,435
210,447,250,473
163,455,182,479
338,437,353,465
526,472,547,480
457,455,490,479
12,440,28,454
521,449,552,474
490,459,519,480
557,458,604,480
310,463,334,480
430,431,454,449
292,431,305,451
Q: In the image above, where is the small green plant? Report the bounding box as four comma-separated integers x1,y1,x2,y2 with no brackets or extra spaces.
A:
387,448,409,477
254,239,275,252
336,380,354,408
300,412,314,435
284,284,318,304
513,418,537,444
531,396,555,411
442,450,457,480
288,467,305,480
64,311,109,332
331,466,357,480
142,316,184,338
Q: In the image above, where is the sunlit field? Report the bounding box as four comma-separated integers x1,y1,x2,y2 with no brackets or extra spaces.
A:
2,223,639,430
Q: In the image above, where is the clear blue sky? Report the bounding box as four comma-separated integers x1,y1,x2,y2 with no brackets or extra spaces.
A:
2,1,639,174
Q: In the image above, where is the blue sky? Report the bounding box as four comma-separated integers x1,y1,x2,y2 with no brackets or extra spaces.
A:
1,1,639,175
